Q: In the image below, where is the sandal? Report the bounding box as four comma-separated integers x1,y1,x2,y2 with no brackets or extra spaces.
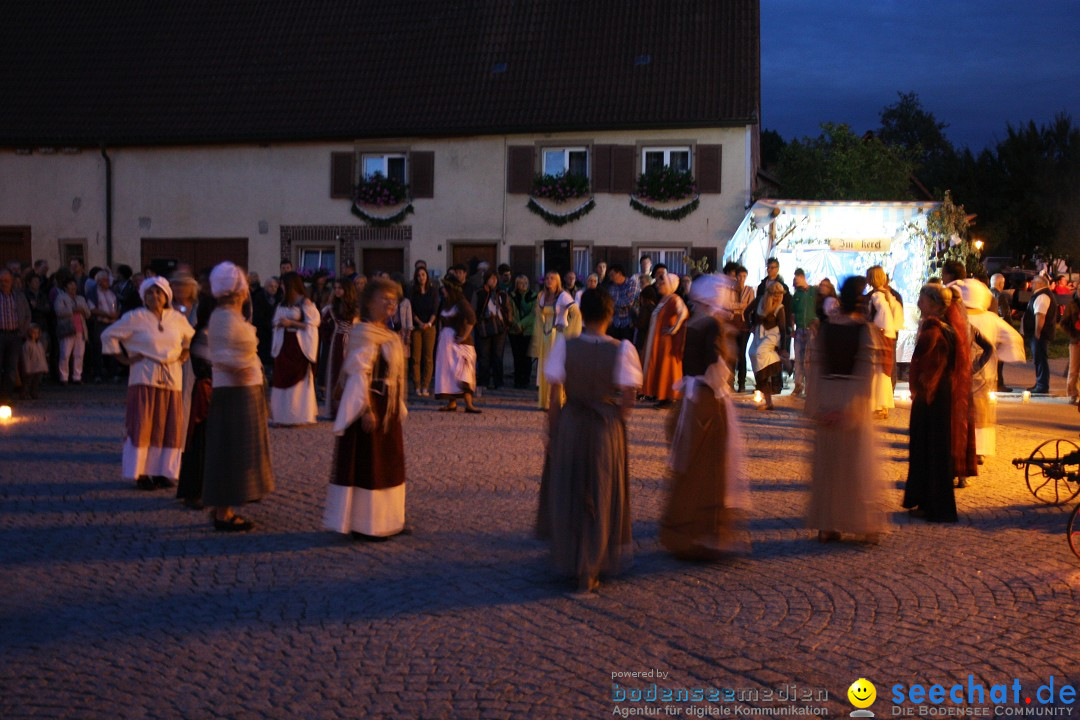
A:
464,407,482,414
213,515,254,532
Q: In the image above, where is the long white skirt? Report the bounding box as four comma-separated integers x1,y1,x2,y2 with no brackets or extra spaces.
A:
871,371,895,410
433,327,476,396
270,372,318,425
323,484,406,536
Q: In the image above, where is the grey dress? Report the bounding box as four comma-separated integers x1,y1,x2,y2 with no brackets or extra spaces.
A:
536,336,633,580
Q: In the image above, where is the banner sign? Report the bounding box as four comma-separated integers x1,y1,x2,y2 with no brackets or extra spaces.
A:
827,238,892,252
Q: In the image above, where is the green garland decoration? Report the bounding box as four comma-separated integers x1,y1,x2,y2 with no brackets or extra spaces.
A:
629,194,700,222
351,201,415,227
526,196,596,226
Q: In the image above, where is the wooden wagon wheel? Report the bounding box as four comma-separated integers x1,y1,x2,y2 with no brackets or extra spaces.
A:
1024,439,1080,506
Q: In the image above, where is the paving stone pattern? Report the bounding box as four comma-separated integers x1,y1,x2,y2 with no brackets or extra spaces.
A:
1,385,1079,719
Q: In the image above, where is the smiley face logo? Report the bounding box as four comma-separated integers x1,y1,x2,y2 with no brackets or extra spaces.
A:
848,678,876,709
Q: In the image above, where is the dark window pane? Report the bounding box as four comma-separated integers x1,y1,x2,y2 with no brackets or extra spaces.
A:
388,157,406,183
672,151,690,172
645,152,664,173
568,150,588,177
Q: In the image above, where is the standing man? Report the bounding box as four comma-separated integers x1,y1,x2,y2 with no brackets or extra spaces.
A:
990,273,1013,392
473,270,512,392
790,269,816,397
1023,275,1055,394
606,265,639,342
0,269,31,403
69,257,88,296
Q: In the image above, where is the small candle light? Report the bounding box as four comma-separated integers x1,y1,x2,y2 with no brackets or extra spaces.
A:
0,405,11,422
752,390,763,404
1022,390,1031,403
989,391,998,403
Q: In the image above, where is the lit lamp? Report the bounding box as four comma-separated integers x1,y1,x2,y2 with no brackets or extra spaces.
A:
1022,390,1031,403
973,239,985,252
0,405,11,422
989,391,998,403
753,390,764,404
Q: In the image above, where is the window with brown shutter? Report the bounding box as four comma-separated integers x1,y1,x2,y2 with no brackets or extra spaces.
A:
696,144,723,193
507,146,536,194
330,152,356,199
591,145,613,192
410,151,435,198
611,145,636,194
509,245,537,279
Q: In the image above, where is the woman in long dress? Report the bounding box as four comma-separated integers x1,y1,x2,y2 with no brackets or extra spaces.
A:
324,277,409,540
749,281,788,410
201,262,274,531
953,279,1020,470
176,296,214,509
903,283,966,522
866,265,900,420
530,270,581,410
641,272,689,408
101,277,195,490
805,276,888,544
536,288,642,595
433,276,480,413
320,279,359,419
270,272,320,425
660,274,751,560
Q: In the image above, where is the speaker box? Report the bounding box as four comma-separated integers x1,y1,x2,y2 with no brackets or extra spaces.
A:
543,240,573,277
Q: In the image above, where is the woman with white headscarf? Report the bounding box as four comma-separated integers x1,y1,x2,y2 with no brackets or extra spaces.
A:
201,262,274,532
641,272,689,408
101,277,195,491
660,274,751,560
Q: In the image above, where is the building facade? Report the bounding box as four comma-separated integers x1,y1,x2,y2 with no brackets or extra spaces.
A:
0,0,761,281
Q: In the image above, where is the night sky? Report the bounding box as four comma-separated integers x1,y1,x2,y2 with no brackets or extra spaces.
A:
761,0,1080,150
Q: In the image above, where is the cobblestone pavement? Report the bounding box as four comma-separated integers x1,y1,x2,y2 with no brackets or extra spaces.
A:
2,377,1079,720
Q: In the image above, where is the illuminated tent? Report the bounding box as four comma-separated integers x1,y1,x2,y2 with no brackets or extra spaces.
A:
722,200,941,361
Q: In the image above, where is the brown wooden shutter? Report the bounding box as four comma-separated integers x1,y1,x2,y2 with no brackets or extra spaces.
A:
409,151,435,198
509,245,537,279
695,144,723,193
330,152,356,199
591,144,613,192
610,145,636,194
507,146,536,194
606,246,633,273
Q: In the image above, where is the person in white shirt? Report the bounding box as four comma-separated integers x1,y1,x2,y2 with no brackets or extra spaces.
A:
101,277,195,490
270,272,320,425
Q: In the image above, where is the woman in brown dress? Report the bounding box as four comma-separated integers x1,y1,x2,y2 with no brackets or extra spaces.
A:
641,272,689,408
660,274,751,560
536,288,643,595
324,278,408,540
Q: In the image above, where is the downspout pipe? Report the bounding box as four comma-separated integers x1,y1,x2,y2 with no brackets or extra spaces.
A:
100,144,113,269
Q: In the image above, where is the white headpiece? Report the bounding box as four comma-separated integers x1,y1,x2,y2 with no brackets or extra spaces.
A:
139,276,173,304
687,273,733,313
955,278,993,311
210,261,247,298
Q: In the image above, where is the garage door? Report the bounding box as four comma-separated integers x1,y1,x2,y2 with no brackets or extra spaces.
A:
141,238,249,276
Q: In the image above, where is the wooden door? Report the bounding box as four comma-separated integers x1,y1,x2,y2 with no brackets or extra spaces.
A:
361,248,405,277
0,226,32,268
142,238,249,277
451,243,497,274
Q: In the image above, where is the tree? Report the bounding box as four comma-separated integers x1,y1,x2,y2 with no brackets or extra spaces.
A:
877,92,958,197
776,123,914,200
760,128,786,170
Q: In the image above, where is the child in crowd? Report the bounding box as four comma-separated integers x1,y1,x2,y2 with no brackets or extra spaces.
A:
20,324,48,399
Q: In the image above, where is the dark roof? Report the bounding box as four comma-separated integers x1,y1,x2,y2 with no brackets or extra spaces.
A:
0,0,760,147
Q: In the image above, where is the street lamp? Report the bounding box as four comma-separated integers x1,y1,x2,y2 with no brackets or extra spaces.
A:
973,239,985,253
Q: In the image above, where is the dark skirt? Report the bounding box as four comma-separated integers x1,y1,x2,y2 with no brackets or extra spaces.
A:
754,361,783,394
332,391,405,491
176,378,212,501
272,332,313,389
536,400,632,579
903,382,958,522
202,385,275,506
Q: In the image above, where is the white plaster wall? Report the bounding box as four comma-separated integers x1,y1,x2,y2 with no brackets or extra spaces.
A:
0,152,107,267
1,126,751,280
